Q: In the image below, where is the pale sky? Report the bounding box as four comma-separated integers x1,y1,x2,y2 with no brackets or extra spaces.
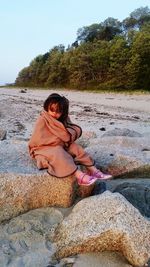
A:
0,0,150,85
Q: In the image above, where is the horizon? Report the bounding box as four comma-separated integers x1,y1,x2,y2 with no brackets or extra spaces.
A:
0,0,150,86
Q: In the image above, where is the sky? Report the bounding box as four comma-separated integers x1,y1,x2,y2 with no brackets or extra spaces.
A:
0,0,150,85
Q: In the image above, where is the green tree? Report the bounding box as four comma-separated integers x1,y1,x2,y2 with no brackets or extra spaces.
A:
45,45,66,86
108,37,129,89
77,24,100,43
89,40,110,84
123,6,150,32
76,18,122,43
126,30,150,90
100,17,122,40
15,67,31,86
68,43,94,87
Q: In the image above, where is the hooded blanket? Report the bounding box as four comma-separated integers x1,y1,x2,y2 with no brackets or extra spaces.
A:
28,110,94,177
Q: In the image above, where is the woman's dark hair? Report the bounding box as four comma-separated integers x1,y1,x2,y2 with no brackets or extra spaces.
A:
43,93,69,124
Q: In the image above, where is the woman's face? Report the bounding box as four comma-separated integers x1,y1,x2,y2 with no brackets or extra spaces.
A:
48,103,62,119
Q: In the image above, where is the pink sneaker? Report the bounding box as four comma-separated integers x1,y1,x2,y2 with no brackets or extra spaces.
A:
77,173,97,186
93,170,112,180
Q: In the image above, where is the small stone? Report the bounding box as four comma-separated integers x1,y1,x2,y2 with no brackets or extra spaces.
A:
132,115,140,120
99,127,106,131
83,106,92,112
19,89,27,93
0,129,7,140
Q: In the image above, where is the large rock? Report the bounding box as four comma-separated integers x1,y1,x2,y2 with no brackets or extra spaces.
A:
0,140,84,222
53,191,150,267
0,140,95,222
113,182,150,218
0,172,75,223
93,179,150,218
86,136,150,177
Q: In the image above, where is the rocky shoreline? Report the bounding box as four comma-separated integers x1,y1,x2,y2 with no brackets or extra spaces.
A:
0,87,150,267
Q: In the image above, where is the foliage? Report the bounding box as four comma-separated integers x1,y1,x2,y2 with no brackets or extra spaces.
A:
15,6,150,91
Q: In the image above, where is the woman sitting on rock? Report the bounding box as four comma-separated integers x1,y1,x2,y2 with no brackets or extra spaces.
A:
28,93,112,186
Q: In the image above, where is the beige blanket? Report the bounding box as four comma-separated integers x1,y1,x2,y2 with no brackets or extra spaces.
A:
28,110,94,177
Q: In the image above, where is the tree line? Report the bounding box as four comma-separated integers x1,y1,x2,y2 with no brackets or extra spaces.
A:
15,7,150,91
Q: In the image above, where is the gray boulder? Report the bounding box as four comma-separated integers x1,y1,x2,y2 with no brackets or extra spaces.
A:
86,136,150,177
113,182,150,217
102,128,142,137
0,140,94,222
0,140,75,222
53,191,150,267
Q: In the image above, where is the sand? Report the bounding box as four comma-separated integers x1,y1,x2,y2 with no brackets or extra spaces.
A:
0,87,150,141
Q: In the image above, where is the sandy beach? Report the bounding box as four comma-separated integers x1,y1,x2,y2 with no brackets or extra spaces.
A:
0,87,150,267
0,87,150,141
